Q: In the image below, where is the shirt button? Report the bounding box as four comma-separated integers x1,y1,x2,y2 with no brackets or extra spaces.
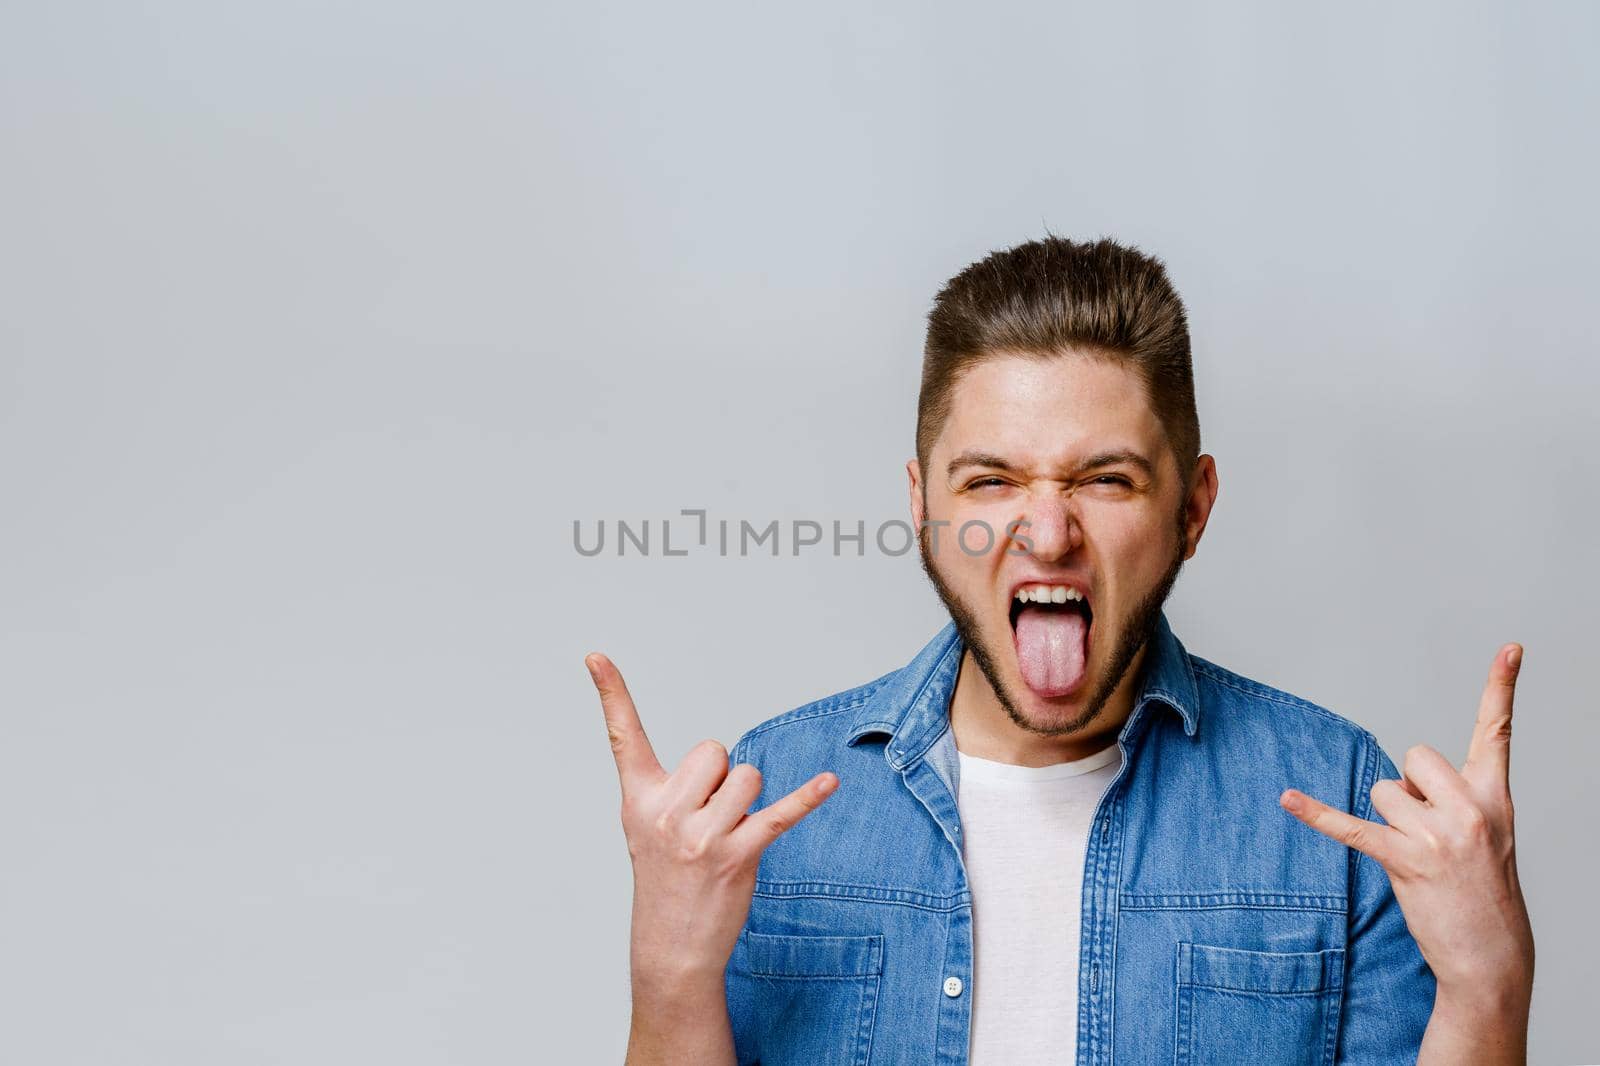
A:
943,975,964,997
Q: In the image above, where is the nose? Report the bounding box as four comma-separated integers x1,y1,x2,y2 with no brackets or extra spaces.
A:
1017,495,1082,563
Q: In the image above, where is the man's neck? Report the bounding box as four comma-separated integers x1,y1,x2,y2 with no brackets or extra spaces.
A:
948,644,1148,766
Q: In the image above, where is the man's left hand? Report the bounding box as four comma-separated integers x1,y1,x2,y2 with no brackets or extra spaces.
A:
1280,644,1534,1032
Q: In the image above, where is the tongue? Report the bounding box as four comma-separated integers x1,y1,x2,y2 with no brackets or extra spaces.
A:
1014,605,1088,697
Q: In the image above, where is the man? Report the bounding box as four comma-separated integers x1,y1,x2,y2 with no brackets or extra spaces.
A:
589,237,1534,1064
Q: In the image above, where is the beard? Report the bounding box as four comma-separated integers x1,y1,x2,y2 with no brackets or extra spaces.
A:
917,510,1188,738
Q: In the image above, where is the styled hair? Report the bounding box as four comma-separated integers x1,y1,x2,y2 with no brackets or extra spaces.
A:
917,235,1201,481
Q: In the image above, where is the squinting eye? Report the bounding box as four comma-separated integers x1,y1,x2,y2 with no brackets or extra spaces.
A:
1094,475,1130,486
970,477,1008,489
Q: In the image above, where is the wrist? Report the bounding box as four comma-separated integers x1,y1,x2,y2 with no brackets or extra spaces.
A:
1432,972,1532,1027
626,966,736,1066
631,958,729,1007
1421,978,1531,1066
629,967,733,1055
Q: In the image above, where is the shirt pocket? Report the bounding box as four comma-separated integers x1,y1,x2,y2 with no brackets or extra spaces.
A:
731,930,884,1066
1174,942,1345,1066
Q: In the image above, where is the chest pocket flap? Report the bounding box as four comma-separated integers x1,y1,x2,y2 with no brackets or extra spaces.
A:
1176,942,1346,1066
745,931,884,978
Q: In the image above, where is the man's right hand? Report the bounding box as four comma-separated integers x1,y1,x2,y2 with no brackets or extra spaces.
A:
587,652,839,998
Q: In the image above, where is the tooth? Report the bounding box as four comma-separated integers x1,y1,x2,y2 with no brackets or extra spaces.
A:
1051,586,1067,603
1067,588,1082,602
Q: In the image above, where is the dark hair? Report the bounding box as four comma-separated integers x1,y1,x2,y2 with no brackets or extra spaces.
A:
918,235,1200,481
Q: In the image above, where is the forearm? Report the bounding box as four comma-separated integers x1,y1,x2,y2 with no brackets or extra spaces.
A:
625,972,737,1066
1416,980,1531,1066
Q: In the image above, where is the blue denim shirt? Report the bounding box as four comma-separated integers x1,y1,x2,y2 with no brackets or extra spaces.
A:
723,610,1434,1065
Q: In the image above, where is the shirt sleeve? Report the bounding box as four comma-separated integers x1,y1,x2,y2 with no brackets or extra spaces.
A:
723,731,761,1066
1335,736,1436,1064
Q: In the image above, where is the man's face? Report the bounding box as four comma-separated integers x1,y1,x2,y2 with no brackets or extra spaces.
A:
911,351,1204,737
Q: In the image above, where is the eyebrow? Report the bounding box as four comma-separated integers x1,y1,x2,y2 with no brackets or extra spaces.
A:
946,449,1155,479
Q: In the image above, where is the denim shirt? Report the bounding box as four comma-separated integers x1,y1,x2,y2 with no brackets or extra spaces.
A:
723,610,1434,1065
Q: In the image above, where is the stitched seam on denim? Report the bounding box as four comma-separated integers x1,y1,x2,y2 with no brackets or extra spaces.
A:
1121,901,1346,914
747,893,964,913
739,691,884,742
1187,945,1345,960
1174,982,1190,1066
1141,689,1190,732
890,635,965,766
1189,659,1362,733
1105,790,1127,1063
1322,982,1344,1065
936,904,954,1060
1088,787,1120,1062
754,880,970,911
1348,731,1378,926
1119,892,1347,911
1354,731,1380,823
856,966,879,1066
1178,984,1337,998
847,722,896,738
1192,668,1348,725
738,675,895,741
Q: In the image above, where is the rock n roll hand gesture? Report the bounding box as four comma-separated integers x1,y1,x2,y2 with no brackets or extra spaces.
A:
1281,644,1535,1065
587,653,838,1066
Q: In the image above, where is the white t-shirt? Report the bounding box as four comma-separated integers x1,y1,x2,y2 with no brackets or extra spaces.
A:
956,742,1123,1065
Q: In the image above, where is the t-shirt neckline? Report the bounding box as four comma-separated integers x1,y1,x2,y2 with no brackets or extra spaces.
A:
955,742,1121,783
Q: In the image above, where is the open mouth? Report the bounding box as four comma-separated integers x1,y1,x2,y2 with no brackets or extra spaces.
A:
1008,584,1093,698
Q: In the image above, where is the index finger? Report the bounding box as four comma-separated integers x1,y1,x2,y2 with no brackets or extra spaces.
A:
729,772,838,856
1464,643,1521,790
585,652,665,791
1280,789,1404,869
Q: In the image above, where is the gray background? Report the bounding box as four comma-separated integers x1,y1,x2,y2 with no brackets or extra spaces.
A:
2,1,1595,1063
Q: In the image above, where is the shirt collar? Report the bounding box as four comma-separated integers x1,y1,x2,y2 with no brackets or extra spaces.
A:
846,607,1201,766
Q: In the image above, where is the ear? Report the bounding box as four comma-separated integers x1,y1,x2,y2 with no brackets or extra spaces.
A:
907,458,925,530
1181,454,1220,560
